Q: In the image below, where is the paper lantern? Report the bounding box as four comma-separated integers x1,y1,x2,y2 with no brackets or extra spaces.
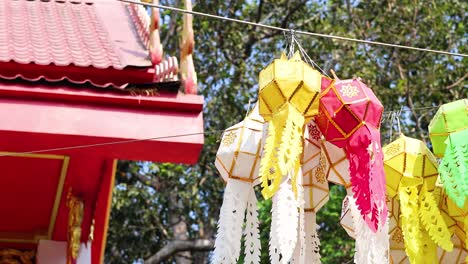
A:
429,99,468,208
315,75,387,232
257,52,321,199
383,135,453,263
213,105,264,263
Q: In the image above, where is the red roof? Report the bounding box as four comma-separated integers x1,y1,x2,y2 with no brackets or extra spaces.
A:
0,0,157,88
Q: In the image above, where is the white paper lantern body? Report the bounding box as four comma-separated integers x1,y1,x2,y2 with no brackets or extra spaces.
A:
215,105,265,185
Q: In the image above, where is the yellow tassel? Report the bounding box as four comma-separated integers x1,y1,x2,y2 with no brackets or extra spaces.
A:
260,104,304,199
399,186,422,262
419,185,453,252
260,120,283,199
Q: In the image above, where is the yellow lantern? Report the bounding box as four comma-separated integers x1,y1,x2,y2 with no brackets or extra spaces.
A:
258,52,322,199
383,135,453,263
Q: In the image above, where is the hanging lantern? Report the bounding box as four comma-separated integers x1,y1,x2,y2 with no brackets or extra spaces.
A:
436,183,468,263
258,51,321,199
429,99,468,208
315,74,387,232
212,104,264,264
299,121,329,263
383,135,453,263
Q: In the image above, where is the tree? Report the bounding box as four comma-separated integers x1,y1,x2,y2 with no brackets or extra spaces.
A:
105,0,466,263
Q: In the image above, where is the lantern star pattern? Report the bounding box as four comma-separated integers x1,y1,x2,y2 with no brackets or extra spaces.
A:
383,135,453,263
258,52,321,199
315,75,387,232
429,98,468,208
213,104,264,263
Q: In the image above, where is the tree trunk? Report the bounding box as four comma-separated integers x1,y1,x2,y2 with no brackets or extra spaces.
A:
169,192,192,264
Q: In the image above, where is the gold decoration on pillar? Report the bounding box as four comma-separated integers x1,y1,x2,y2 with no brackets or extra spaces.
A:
0,249,35,264
67,189,84,264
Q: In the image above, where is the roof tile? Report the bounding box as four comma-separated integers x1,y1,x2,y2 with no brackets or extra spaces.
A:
0,0,156,88
0,0,151,70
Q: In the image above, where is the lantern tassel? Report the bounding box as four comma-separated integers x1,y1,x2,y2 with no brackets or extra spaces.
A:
350,195,389,264
260,115,283,199
439,129,468,208
304,213,321,263
346,129,375,231
269,177,299,264
212,179,251,264
347,127,387,232
244,188,261,264
291,174,307,264
421,228,438,263
260,104,304,199
419,184,454,252
368,128,388,224
399,185,422,261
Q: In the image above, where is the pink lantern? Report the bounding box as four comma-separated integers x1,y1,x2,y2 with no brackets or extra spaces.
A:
315,74,387,232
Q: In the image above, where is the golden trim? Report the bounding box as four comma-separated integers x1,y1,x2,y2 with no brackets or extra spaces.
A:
48,156,69,238
99,159,118,262
0,151,69,244
248,139,263,181
0,152,65,160
229,176,254,183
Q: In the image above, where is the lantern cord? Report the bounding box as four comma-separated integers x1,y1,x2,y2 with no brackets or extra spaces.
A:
388,112,395,142
294,36,331,78
396,107,403,135
117,0,467,58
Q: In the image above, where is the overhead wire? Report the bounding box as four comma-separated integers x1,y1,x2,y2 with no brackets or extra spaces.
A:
117,0,467,58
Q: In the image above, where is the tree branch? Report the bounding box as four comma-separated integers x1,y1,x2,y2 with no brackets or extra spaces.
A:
446,73,467,89
144,239,214,264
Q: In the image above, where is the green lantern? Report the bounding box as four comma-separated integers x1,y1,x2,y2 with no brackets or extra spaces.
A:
429,99,468,208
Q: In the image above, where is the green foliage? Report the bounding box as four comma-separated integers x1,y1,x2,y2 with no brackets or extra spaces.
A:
106,0,467,263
